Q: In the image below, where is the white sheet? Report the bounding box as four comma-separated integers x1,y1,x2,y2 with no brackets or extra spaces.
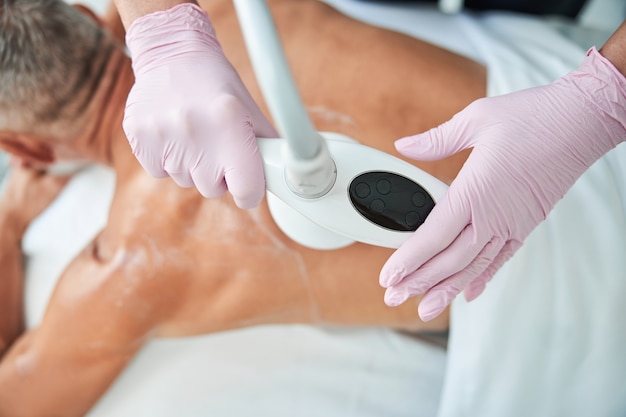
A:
19,0,626,416
440,145,626,416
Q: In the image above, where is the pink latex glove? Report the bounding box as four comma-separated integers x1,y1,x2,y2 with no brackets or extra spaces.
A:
123,4,277,208
380,47,626,321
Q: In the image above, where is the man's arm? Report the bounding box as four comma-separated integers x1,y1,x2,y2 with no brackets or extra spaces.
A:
0,214,25,357
113,0,197,28
0,166,176,417
0,234,184,417
0,167,68,358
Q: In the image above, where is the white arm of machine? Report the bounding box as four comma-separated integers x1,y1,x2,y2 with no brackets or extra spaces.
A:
234,0,448,250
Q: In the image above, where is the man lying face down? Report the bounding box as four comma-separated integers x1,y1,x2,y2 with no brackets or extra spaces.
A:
0,0,486,415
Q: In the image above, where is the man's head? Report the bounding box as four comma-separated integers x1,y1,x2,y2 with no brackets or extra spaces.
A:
0,0,112,165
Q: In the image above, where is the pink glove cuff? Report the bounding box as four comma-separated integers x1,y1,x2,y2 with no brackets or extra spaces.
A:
566,47,626,149
125,3,221,75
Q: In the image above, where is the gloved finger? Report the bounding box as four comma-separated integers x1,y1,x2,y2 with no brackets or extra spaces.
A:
133,150,169,178
463,278,486,303
416,237,503,321
190,162,228,199
224,141,266,209
394,112,473,161
217,116,266,209
464,239,522,302
383,224,491,306
123,113,168,178
379,188,470,288
204,94,266,208
168,171,195,188
162,124,195,187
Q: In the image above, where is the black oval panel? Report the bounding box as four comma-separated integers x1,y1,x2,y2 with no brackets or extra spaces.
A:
348,171,436,232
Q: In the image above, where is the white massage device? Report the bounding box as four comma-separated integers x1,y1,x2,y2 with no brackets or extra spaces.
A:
233,0,449,250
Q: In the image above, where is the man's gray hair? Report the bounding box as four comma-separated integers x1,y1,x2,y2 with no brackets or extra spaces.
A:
0,0,107,132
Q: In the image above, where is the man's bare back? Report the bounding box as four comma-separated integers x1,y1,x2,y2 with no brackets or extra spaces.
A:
0,1,485,415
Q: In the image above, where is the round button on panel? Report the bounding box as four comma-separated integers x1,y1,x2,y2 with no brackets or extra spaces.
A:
405,211,421,228
369,199,385,214
376,179,391,195
355,182,371,198
412,192,427,207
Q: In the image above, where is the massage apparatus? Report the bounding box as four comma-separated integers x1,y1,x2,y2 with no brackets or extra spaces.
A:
233,0,449,250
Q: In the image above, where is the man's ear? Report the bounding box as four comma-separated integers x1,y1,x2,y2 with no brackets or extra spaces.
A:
73,2,126,43
0,134,55,166
72,4,104,26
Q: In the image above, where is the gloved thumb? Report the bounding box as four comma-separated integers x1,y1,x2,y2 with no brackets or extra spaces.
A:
395,116,472,161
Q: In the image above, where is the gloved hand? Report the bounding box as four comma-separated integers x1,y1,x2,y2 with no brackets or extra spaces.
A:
380,47,626,321
123,3,277,208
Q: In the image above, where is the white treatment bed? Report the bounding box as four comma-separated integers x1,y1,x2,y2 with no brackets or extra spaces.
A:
4,0,626,415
